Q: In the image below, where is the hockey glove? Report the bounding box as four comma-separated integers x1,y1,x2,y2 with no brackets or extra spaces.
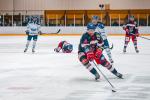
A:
54,48,59,52
87,51,94,61
25,30,29,35
38,31,43,35
95,49,102,59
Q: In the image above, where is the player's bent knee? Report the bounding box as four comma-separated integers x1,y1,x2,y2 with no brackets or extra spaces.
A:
78,52,89,66
78,52,85,60
101,60,111,69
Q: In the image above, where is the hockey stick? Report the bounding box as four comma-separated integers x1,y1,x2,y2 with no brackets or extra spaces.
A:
93,61,117,92
41,29,61,35
130,33,150,41
55,29,61,34
139,36,150,40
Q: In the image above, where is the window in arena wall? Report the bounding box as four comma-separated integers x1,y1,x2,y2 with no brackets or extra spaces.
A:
148,14,150,26
102,12,110,26
110,14,119,26
0,12,4,26
55,14,65,26
66,14,74,26
75,14,84,26
4,12,13,26
60,14,65,26
120,14,128,26
45,11,65,26
46,14,57,26
13,11,22,26
139,14,147,26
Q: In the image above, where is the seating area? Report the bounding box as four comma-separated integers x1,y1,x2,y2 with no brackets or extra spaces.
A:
0,9,150,26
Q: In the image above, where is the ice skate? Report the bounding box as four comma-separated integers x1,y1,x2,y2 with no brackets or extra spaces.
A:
95,73,100,81
115,72,123,79
24,48,28,53
32,49,35,53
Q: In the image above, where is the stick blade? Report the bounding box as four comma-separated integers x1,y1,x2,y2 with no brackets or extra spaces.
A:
56,29,61,34
112,88,117,92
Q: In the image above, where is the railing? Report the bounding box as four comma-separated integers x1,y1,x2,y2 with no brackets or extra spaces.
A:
0,26,150,34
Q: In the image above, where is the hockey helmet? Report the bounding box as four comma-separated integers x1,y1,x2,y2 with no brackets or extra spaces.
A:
87,23,96,30
63,44,73,53
30,16,38,23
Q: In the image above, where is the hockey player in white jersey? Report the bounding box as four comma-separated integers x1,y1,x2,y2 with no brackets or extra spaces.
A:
91,16,114,63
24,16,41,53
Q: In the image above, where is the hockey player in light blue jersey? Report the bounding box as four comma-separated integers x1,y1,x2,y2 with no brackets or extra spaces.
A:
24,16,41,53
91,16,114,63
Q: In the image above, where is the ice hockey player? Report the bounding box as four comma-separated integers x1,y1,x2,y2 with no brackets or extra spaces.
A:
91,15,114,63
123,15,139,53
24,16,41,53
78,23,123,81
54,41,73,53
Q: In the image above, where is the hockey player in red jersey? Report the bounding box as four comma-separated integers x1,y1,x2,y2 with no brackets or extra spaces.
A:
78,23,123,81
123,16,139,53
54,41,73,53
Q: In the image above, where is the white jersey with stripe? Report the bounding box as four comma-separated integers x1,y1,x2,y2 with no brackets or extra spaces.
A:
95,24,107,40
27,22,40,36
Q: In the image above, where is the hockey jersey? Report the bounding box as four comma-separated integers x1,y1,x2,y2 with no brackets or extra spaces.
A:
26,22,40,36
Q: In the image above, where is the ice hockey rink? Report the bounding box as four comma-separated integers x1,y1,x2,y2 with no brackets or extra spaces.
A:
0,35,150,100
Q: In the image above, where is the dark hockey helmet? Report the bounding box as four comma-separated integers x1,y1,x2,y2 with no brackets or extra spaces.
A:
87,23,96,30
129,15,134,21
31,16,38,23
64,44,73,53
97,22,104,29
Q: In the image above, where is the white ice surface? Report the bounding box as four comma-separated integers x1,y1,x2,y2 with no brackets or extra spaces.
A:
0,36,150,100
